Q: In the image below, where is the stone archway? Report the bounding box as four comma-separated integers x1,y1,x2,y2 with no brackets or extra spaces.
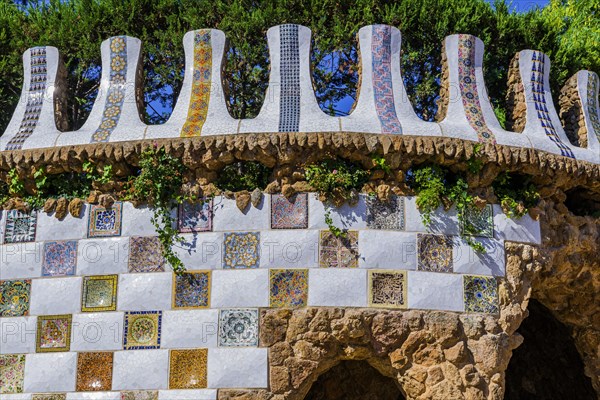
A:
504,299,596,400
303,360,406,400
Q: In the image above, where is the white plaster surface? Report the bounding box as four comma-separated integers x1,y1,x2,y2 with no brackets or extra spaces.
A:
211,269,269,308
308,194,367,230
66,393,120,400
70,312,124,351
308,269,367,307
29,276,82,315
36,206,89,241
111,350,169,390
173,232,223,270
0,316,37,354
158,390,217,400
161,309,219,349
404,196,460,235
407,271,464,312
23,352,77,392
207,348,268,388
117,272,172,311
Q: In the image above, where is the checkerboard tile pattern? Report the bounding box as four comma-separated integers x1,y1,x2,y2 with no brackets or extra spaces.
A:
4,209,37,243
42,241,78,276
88,202,123,237
124,311,162,350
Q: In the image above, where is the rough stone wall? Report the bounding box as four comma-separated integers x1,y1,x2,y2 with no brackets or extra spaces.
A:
435,42,449,122
505,54,526,133
559,74,588,148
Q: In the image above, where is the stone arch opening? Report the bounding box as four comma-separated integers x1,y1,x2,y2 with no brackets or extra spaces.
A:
303,360,406,400
504,299,596,400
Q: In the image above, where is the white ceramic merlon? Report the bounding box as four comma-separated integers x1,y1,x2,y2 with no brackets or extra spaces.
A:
146,29,239,139
439,35,531,148
516,50,595,161
575,70,600,157
0,46,64,150
239,24,339,133
341,25,440,136
55,36,146,146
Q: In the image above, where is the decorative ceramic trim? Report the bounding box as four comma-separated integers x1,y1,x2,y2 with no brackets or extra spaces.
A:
36,314,72,353
123,310,163,350
87,202,123,238
372,25,402,134
278,24,300,132
5,47,48,150
0,279,31,317
181,30,212,137
91,36,127,143
269,269,308,308
4,209,37,244
586,72,600,142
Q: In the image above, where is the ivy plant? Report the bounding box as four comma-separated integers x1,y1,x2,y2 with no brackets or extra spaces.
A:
492,172,540,218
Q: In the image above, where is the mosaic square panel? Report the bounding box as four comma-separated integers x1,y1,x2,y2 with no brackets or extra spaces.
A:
121,391,159,400
319,230,359,268
461,204,493,238
372,25,402,134
0,279,31,317
36,314,72,353
278,24,300,133
88,203,122,238
123,311,162,350
0,354,26,394
417,234,453,273
4,209,37,244
464,275,499,314
42,241,78,277
128,236,165,272
223,232,260,269
271,193,308,229
366,195,405,230
178,199,213,233
32,394,67,400
218,309,259,347
368,270,407,309
270,269,308,308
76,352,114,391
173,270,211,309
81,275,118,312
169,349,208,389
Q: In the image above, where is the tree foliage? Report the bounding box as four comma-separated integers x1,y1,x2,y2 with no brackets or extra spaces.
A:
0,0,597,134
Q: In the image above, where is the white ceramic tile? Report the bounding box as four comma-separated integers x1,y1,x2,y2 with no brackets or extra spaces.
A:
36,206,88,241
407,271,464,312
358,231,416,269
211,196,269,232
71,312,124,351
158,390,217,400
0,316,37,354
161,309,219,349
120,203,175,237
76,237,130,275
66,393,120,400
173,232,223,270
308,269,367,307
404,196,460,235
0,394,31,400
308,194,368,230
492,205,541,244
211,269,269,308
23,352,77,392
112,350,169,390
259,229,319,268
117,272,172,311
0,242,44,280
207,348,268,388
29,276,82,315
453,237,505,276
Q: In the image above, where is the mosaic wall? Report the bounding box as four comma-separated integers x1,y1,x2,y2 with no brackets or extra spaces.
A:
5,47,47,151
529,51,575,158
0,193,541,396
586,72,600,142
278,24,300,133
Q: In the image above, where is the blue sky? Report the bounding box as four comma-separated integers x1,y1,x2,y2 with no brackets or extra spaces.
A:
495,0,549,12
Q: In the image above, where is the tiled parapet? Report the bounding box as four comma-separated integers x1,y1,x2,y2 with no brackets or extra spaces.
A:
55,36,146,146
146,29,239,139
437,34,531,148
342,25,440,136
0,46,67,151
238,24,339,133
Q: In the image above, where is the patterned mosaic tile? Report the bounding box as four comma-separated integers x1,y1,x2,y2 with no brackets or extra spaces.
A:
368,270,407,309
128,236,165,272
464,275,499,314
76,352,114,391
586,72,600,141
81,275,118,312
0,279,31,317
271,193,308,229
178,199,213,233
319,230,359,268
529,51,574,158
169,349,208,389
36,314,72,353
223,232,260,269
173,270,211,309
5,47,47,150
42,240,78,276
218,309,259,347
0,354,26,394
88,202,123,238
366,195,405,230
123,311,162,350
32,394,67,400
121,391,159,400
461,204,493,238
372,25,402,134
278,24,300,132
417,234,453,273
91,36,127,143
270,269,308,307
457,35,495,143
181,30,212,137
4,209,37,244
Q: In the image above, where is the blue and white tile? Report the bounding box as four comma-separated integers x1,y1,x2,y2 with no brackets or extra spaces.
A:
161,309,219,349
407,271,464,312
358,231,416,269
71,312,124,351
117,272,172,311
211,270,269,308
207,348,268,389
112,350,169,390
23,352,77,392
29,276,82,315
258,229,319,269
211,196,269,232
0,316,37,354
308,269,367,307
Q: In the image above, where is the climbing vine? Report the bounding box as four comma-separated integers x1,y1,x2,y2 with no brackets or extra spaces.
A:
492,172,540,218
